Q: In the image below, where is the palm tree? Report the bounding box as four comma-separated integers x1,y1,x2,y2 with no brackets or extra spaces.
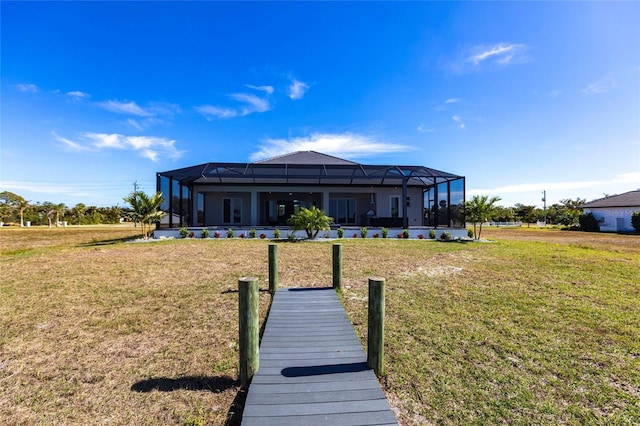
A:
124,191,165,238
463,195,502,239
287,206,334,239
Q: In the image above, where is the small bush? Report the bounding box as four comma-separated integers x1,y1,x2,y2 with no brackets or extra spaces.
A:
381,228,389,238
373,233,379,238
188,231,195,238
397,232,404,239
179,227,189,238
467,229,474,238
337,228,344,238
213,231,220,238
226,228,234,238
239,232,245,238
403,229,410,239
360,227,368,238
578,213,599,232
273,229,281,239
249,228,257,238
440,231,452,241
631,211,640,232
201,229,210,238
429,229,437,239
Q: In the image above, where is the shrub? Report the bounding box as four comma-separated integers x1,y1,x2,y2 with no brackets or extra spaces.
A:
429,229,437,239
632,211,640,232
360,227,368,238
273,228,281,239
337,228,344,238
188,231,195,238
226,228,234,238
179,227,189,238
467,229,474,238
373,233,379,238
239,232,245,238
201,229,210,238
403,229,410,239
440,231,452,241
286,206,334,239
249,228,257,238
381,228,389,238
578,213,599,232
397,232,404,239
213,231,220,239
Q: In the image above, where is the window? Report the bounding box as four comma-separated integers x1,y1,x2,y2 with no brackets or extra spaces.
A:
390,196,401,218
223,198,242,224
406,196,411,207
329,198,356,224
196,193,205,226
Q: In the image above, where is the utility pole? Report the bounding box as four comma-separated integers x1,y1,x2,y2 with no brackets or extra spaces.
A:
542,190,547,225
133,181,139,227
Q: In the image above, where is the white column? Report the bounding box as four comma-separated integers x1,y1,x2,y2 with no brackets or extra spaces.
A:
322,191,330,212
250,191,258,226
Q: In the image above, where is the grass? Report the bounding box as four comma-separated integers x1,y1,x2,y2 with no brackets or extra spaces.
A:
1,226,638,424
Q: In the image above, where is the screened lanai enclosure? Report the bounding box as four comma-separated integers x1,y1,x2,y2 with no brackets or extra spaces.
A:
156,151,465,230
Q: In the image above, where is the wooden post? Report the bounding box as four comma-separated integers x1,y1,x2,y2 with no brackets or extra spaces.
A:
268,244,278,295
332,243,342,291
368,277,385,376
239,277,259,387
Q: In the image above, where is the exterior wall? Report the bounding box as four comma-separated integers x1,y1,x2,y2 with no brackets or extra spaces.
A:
193,184,425,227
583,207,639,232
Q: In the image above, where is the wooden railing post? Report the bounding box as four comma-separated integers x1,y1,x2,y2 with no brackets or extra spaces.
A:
333,243,342,291
239,277,259,387
268,243,278,295
367,277,385,376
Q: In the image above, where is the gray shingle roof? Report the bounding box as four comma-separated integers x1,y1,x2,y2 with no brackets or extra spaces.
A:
255,151,358,165
582,191,640,208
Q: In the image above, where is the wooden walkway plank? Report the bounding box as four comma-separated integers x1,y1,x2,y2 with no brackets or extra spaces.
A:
241,287,398,425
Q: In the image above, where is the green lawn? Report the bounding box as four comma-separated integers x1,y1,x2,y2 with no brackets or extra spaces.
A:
1,227,638,424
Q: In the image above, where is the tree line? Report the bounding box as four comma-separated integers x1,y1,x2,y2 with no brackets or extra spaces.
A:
0,191,132,227
1,190,592,237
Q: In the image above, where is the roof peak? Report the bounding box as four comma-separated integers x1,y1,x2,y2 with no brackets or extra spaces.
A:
254,151,360,165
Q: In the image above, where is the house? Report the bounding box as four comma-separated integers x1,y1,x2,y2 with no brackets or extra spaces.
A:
581,190,640,232
156,151,465,230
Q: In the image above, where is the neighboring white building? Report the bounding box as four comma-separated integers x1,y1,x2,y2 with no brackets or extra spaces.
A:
581,190,640,232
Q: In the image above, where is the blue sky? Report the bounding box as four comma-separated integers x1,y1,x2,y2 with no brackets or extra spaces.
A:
2,1,639,208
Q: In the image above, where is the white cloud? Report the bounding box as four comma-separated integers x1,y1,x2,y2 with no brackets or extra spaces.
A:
230,93,271,114
66,90,90,99
288,79,309,100
195,93,271,119
468,172,640,202
467,43,528,66
445,98,460,104
245,84,275,94
582,76,618,95
417,124,435,133
194,105,238,119
54,132,183,162
452,115,466,129
250,132,411,162
16,83,39,93
53,132,92,151
97,100,154,117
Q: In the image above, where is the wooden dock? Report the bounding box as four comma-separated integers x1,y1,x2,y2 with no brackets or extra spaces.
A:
241,287,398,425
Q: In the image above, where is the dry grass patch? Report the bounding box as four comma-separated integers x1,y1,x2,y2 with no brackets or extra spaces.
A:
1,228,639,425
